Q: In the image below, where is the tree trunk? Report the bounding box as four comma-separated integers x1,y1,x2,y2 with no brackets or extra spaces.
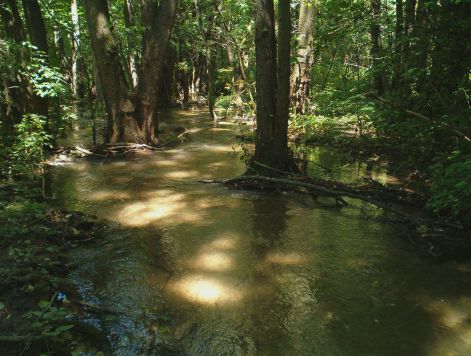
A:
71,0,84,101
137,0,178,144
370,0,384,95
291,0,316,114
195,0,218,120
21,0,49,117
402,0,416,93
411,0,429,94
0,0,31,131
392,0,403,90
123,0,139,88
251,0,291,174
83,0,144,143
274,0,291,168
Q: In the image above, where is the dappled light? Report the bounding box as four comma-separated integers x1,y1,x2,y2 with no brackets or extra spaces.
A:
190,252,234,271
3,0,469,352
46,110,471,355
170,275,245,305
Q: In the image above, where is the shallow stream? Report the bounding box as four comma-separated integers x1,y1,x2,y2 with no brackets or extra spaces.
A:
51,109,471,355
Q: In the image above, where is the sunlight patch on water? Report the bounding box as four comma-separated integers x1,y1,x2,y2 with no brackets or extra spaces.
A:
170,275,244,305
90,190,130,201
164,170,200,179
210,235,239,250
191,252,234,272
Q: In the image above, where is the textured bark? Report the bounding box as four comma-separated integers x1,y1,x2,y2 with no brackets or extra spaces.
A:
71,0,84,100
252,0,291,174
370,0,384,95
137,0,178,143
123,0,139,88
83,0,143,143
274,0,291,168
291,0,316,114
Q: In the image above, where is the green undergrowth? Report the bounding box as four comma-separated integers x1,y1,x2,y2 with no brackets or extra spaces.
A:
0,180,111,354
289,114,471,227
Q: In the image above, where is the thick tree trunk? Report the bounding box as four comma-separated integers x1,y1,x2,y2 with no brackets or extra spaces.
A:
291,0,316,114
252,0,291,174
137,0,178,143
21,0,49,117
83,0,144,143
370,0,384,95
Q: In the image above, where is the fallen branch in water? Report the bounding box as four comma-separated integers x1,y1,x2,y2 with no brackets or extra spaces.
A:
202,174,465,232
157,130,191,148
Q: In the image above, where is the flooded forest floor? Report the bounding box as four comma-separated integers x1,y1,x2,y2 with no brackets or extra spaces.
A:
2,108,471,355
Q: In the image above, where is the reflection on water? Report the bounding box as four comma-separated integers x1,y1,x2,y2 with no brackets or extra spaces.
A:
51,109,471,355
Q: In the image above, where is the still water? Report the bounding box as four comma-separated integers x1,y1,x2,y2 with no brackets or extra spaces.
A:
51,109,471,355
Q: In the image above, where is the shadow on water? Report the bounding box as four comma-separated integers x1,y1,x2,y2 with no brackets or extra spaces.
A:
50,109,471,355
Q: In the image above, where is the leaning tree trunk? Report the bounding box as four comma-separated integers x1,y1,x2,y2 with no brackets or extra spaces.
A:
83,0,144,143
291,0,316,115
137,0,178,144
22,0,49,118
251,0,291,174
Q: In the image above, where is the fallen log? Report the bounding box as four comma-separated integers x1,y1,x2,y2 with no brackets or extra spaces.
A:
226,175,413,218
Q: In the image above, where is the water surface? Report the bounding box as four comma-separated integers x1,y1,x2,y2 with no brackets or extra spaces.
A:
51,109,471,355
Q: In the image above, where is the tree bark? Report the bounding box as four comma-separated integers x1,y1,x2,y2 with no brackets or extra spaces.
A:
137,0,178,143
123,0,139,88
251,0,291,174
83,0,143,143
71,0,84,101
291,0,316,114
